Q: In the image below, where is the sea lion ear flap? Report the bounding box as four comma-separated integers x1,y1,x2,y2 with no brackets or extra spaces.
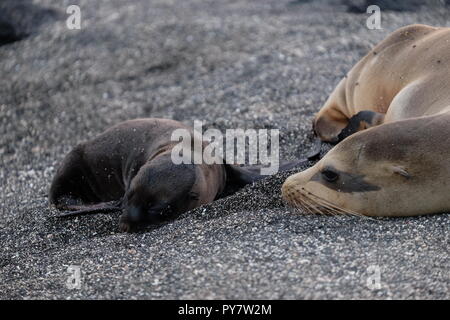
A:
224,164,265,188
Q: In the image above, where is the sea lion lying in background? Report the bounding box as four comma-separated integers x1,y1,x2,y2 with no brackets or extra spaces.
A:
282,24,450,217
50,118,312,232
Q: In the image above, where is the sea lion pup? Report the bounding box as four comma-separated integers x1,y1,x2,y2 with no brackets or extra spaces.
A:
282,24,450,217
50,118,311,232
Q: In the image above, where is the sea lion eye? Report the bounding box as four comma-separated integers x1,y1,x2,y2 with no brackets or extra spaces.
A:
321,169,339,182
188,191,200,201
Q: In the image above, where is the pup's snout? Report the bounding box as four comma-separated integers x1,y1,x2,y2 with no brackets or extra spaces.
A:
126,206,142,222
119,206,162,232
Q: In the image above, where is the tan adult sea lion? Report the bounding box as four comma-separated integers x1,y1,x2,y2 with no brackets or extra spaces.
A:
282,24,450,217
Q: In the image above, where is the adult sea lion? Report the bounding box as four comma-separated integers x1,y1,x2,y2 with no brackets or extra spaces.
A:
282,24,450,217
50,118,312,232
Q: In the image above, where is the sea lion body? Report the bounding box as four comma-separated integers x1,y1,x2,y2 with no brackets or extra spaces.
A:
282,24,450,217
50,118,307,231
49,119,226,231
313,24,450,141
50,119,224,206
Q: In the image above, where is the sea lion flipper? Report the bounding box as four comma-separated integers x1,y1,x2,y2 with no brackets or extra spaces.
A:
307,138,322,160
225,158,310,188
55,200,122,218
337,110,385,142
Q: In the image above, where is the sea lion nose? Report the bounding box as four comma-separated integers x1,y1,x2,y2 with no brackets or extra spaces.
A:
281,167,315,204
126,206,142,222
281,174,299,203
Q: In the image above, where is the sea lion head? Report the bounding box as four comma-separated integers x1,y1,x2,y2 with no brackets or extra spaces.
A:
282,118,448,217
119,153,213,232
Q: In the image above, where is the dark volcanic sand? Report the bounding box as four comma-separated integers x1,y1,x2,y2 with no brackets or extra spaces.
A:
0,0,448,299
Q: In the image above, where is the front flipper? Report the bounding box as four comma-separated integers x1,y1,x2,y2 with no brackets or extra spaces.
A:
337,110,385,142
54,200,122,218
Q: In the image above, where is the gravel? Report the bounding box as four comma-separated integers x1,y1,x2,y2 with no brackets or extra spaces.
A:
0,0,448,299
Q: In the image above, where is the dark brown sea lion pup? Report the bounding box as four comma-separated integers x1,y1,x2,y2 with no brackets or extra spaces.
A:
50,118,315,232
282,24,450,217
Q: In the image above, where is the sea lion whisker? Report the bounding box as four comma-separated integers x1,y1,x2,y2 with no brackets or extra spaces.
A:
311,198,340,216
300,188,361,217
295,187,338,216
292,197,311,214
302,197,324,215
306,191,370,219
288,193,309,213
310,196,348,216
314,198,359,217
299,193,326,216
294,195,315,215
314,199,340,216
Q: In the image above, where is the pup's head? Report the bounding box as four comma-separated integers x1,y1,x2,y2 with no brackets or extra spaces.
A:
119,153,209,232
